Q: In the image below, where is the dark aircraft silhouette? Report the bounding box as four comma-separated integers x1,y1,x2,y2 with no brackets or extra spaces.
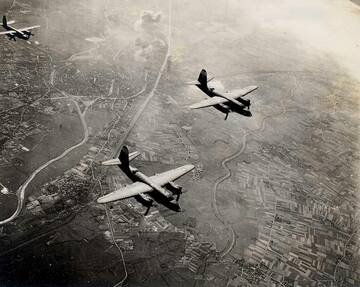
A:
0,16,40,41
189,69,258,120
98,146,194,215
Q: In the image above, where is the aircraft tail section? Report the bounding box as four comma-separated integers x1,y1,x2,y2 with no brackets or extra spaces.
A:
119,146,130,169
197,69,208,88
2,16,8,28
102,146,140,166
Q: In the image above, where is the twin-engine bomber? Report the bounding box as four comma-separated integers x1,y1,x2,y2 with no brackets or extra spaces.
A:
97,146,195,215
189,69,258,120
0,16,40,41
97,69,258,215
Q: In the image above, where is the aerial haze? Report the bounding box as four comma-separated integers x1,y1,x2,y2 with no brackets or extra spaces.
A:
0,0,359,286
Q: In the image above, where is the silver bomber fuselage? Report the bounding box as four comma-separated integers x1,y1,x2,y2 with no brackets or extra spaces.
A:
124,165,175,200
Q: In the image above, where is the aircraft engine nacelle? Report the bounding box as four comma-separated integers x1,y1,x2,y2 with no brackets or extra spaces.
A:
243,99,251,107
135,193,155,207
165,181,183,195
24,31,33,36
135,171,174,200
134,193,157,216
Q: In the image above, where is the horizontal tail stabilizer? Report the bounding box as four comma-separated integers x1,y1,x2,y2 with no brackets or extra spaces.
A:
102,158,121,166
185,80,201,86
102,149,140,166
129,151,141,161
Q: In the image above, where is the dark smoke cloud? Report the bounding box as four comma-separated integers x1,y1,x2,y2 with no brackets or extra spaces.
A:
134,10,162,31
133,10,165,63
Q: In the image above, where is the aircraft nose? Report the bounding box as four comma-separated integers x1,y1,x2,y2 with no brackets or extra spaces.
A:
244,110,252,117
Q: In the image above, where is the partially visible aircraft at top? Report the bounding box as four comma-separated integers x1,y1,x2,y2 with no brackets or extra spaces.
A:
189,69,258,120
0,16,40,41
98,146,195,215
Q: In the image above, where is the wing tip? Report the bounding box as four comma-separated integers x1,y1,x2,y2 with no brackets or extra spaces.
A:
97,193,118,204
97,196,107,204
129,151,141,160
189,104,201,109
185,80,200,86
101,158,121,166
184,164,195,172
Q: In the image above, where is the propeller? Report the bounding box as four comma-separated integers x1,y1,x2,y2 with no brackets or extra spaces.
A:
24,31,34,37
144,205,151,216
144,200,156,216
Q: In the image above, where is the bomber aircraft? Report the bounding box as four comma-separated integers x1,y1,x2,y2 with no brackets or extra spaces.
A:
0,16,40,41
189,69,258,120
97,146,195,215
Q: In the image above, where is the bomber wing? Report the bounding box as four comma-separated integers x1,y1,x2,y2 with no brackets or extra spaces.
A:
190,96,228,109
97,181,153,203
228,85,258,99
149,164,195,186
102,151,141,166
97,164,194,204
0,30,15,35
17,25,40,31
189,85,257,109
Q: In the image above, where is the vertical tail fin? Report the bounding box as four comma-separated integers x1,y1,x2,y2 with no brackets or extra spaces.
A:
2,16,8,28
119,146,130,169
197,69,208,88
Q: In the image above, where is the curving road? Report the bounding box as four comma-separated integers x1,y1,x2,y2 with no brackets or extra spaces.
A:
0,67,93,226
0,101,89,225
214,76,298,258
0,7,173,287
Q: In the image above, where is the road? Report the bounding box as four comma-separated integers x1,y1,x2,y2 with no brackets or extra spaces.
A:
214,76,298,258
94,2,173,285
0,0,173,226
0,67,94,226
89,110,128,287
115,0,173,155
0,1,173,284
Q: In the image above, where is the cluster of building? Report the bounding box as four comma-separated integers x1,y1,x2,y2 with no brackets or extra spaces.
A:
27,193,61,215
24,144,103,217
98,169,218,279
0,40,57,165
0,101,48,165
177,237,217,273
